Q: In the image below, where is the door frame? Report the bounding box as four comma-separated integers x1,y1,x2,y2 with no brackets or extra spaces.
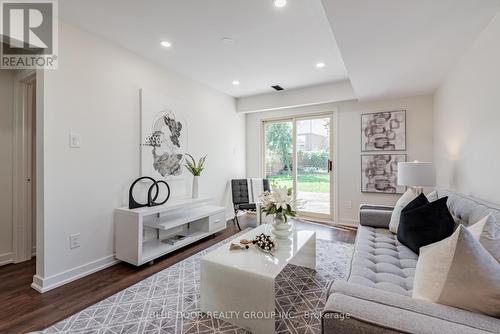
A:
12,69,36,263
260,110,339,224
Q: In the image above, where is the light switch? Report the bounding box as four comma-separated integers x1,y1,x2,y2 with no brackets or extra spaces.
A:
69,133,81,148
69,233,81,249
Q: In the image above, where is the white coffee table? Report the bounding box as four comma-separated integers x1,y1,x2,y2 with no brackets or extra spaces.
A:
200,223,316,334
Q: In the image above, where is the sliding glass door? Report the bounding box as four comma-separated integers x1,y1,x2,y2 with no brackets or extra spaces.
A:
295,116,332,217
263,114,334,220
264,120,293,190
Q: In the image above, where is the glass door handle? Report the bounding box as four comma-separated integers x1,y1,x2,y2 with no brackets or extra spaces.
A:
328,160,333,172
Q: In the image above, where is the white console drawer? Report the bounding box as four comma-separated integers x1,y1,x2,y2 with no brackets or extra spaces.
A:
209,211,226,231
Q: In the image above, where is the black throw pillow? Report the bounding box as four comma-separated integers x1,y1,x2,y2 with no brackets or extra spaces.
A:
403,193,429,212
397,196,455,254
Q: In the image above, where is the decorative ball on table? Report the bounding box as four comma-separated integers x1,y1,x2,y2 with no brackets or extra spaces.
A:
252,233,277,252
229,235,277,253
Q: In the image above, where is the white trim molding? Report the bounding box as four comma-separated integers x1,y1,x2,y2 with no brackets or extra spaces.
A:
337,217,359,227
31,255,119,293
332,111,340,226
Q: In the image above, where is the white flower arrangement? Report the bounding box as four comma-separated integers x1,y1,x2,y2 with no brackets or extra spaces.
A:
259,186,298,222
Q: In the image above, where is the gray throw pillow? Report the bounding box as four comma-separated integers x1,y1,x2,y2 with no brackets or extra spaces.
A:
413,225,500,317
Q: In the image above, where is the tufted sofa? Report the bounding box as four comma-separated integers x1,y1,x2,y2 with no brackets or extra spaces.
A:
322,191,500,334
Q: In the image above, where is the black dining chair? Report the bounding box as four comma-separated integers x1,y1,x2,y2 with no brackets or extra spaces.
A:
231,179,270,230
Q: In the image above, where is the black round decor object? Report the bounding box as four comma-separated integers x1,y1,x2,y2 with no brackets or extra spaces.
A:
148,180,171,207
128,177,159,209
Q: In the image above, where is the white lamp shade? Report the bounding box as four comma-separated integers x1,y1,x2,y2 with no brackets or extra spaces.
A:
398,162,436,187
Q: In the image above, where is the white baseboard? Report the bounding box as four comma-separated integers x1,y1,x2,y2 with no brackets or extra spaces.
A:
30,215,244,293
0,252,14,266
31,255,119,293
337,218,359,227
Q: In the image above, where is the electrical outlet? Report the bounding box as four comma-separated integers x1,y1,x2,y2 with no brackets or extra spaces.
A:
69,233,81,249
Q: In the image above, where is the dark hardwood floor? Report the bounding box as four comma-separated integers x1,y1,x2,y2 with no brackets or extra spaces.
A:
0,215,356,334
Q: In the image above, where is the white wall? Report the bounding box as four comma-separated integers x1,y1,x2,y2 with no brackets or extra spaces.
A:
0,70,14,265
246,95,433,225
434,12,500,205
36,22,246,291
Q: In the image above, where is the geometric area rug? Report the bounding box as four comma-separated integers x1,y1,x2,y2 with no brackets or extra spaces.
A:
40,230,353,334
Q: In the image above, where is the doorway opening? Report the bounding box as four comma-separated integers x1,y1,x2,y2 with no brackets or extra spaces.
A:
12,70,37,264
262,112,337,222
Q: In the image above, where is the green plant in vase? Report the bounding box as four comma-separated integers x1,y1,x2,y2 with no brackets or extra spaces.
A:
184,154,206,198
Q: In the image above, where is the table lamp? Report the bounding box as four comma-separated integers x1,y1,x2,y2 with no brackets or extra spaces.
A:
398,161,436,194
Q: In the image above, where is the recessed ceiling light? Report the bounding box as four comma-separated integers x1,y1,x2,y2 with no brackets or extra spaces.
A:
316,62,326,68
273,0,287,8
160,41,172,48
232,80,240,86
221,37,234,45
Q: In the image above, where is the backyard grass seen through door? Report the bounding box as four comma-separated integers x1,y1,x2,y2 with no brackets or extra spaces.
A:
268,174,329,193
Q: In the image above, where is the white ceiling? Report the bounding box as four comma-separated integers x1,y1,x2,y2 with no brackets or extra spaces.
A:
59,0,349,97
321,0,500,101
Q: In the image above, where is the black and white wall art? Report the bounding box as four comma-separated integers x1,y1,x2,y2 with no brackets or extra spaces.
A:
361,111,406,151
361,154,406,194
140,89,187,179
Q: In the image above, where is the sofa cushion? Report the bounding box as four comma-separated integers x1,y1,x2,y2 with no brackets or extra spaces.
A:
442,190,500,228
325,280,500,334
348,225,418,296
397,196,455,254
468,214,500,262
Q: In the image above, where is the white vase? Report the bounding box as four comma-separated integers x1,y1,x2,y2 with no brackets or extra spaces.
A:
192,176,199,199
272,212,292,239
273,212,286,225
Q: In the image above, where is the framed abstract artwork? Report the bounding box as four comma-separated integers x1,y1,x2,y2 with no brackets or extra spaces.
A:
361,154,406,194
140,89,188,180
361,111,406,151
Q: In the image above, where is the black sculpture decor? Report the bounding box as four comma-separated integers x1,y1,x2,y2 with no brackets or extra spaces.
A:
129,177,171,209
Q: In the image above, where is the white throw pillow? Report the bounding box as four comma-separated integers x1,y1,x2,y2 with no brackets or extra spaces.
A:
426,190,438,202
389,189,417,233
468,214,500,262
413,226,500,317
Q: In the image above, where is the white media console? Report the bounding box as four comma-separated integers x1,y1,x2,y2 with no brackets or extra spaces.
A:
115,197,226,266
